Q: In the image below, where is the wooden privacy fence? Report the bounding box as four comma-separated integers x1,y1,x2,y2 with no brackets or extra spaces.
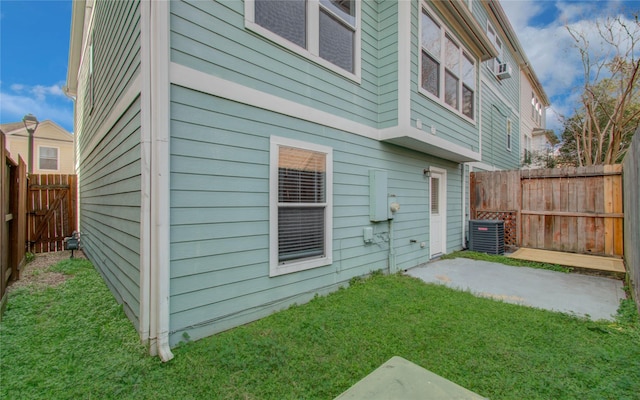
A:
470,165,623,257
28,174,78,253
1,133,28,314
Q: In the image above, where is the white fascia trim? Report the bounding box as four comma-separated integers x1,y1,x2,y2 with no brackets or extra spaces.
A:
468,161,499,171
150,0,173,363
379,126,481,162
139,0,152,346
397,0,412,128
65,0,87,96
170,63,378,141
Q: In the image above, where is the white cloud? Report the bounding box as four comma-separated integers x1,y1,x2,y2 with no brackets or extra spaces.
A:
0,82,73,131
500,0,636,137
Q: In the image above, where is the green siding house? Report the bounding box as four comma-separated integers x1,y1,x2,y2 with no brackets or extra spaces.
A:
65,0,544,360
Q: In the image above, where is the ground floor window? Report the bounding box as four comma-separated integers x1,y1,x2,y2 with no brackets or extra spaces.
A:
39,146,59,170
270,136,333,276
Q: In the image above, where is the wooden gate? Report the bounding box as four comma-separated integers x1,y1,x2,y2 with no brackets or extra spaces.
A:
470,165,624,257
28,174,78,253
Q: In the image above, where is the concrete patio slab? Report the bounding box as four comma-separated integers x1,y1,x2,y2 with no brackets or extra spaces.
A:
334,356,487,400
405,258,625,321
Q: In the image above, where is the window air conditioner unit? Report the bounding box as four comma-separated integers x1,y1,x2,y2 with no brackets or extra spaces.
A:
495,62,512,79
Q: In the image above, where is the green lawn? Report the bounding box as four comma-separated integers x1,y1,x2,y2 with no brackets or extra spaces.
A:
1,258,639,399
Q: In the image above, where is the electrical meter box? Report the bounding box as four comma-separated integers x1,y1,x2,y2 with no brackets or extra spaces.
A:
369,170,388,222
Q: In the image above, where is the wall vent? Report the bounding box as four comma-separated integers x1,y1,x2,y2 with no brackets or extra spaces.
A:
468,220,505,255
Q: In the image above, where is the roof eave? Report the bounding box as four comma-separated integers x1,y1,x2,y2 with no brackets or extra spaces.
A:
65,0,87,98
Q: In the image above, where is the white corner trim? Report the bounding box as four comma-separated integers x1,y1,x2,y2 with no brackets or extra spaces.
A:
170,62,378,141
150,0,173,363
398,0,412,128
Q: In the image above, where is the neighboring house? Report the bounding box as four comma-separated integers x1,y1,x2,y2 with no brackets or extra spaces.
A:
520,65,551,167
65,0,545,360
0,120,75,174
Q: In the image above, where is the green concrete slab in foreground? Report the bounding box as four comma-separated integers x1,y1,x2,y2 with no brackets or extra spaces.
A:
334,356,487,400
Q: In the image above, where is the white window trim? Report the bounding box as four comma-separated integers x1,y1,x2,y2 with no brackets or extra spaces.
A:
418,4,477,124
38,145,60,171
245,0,361,83
506,118,512,151
485,20,503,77
269,135,333,277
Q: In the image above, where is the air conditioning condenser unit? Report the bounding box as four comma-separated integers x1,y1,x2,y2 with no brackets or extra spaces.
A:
468,219,505,255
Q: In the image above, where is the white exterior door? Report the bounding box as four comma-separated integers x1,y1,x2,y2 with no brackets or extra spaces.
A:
430,169,446,257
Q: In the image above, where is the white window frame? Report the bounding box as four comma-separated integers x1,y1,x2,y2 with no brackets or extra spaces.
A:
418,5,476,123
269,136,333,277
245,0,361,82
506,118,512,151
38,146,59,171
486,21,503,75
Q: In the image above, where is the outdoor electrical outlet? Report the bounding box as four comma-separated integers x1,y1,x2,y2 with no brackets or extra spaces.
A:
431,125,436,135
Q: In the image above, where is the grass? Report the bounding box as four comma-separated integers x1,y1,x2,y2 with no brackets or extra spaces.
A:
1,259,639,399
441,250,573,273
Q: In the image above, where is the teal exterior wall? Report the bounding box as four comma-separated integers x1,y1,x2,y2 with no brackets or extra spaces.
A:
409,1,480,154
471,0,522,169
76,0,142,327
79,98,143,328
72,0,535,347
479,81,520,170
169,0,387,129
377,0,399,129
168,85,464,345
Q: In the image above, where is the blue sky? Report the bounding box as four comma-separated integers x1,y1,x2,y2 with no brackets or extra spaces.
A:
0,0,638,135
1,0,73,131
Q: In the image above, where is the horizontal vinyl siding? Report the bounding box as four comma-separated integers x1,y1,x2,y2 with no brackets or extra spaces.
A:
480,82,520,170
169,0,380,129
78,0,141,155
377,0,399,128
79,97,142,327
409,0,479,153
168,85,464,345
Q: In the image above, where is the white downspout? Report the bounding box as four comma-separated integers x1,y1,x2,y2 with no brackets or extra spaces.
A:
461,164,466,249
139,0,151,349
150,0,173,362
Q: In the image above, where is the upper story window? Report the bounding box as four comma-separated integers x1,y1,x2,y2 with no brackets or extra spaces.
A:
531,93,543,125
39,146,59,170
246,0,360,80
486,22,503,72
420,7,476,120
